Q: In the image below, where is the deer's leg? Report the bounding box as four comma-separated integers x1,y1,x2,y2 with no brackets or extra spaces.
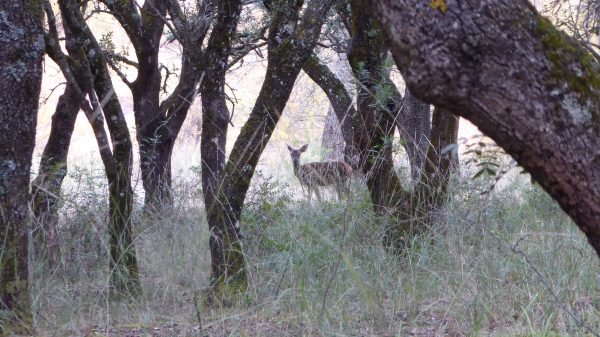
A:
307,187,312,205
315,187,323,204
336,184,343,201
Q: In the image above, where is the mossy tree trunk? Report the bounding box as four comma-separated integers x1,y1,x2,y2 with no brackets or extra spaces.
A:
370,0,600,257
200,0,243,230
51,0,141,296
206,0,334,303
347,0,408,214
0,2,44,334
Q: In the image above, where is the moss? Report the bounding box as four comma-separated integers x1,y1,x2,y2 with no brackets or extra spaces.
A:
206,241,248,306
533,15,600,123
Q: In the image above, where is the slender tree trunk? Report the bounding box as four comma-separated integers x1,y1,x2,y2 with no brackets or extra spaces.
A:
32,17,85,268
56,0,141,295
415,108,459,217
0,3,44,333
31,83,79,267
207,0,334,302
321,106,346,160
397,87,431,182
370,0,600,256
302,55,358,165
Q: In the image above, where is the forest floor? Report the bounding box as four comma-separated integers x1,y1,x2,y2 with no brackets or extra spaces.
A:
29,167,600,337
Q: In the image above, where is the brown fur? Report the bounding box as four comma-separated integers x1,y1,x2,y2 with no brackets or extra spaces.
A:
287,144,352,203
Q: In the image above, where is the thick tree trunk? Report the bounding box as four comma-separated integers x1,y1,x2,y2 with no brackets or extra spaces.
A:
348,1,408,214
397,87,431,182
0,3,44,333
370,0,600,256
200,0,242,219
198,0,243,302
31,83,79,267
134,62,171,209
207,0,334,302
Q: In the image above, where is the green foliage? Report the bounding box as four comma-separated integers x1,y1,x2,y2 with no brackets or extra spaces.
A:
99,32,115,55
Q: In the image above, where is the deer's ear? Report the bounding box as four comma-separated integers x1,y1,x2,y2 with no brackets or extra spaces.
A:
287,144,293,152
300,144,308,152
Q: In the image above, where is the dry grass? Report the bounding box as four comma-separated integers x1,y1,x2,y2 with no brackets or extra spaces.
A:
25,162,600,337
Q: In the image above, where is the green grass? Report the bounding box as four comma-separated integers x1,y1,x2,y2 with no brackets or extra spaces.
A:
27,166,600,336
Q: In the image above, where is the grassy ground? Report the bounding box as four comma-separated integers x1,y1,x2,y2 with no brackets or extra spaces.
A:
29,165,600,336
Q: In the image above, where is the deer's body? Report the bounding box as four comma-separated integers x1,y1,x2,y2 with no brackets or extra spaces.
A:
287,144,352,203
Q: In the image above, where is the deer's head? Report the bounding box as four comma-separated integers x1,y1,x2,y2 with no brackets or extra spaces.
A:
287,144,308,165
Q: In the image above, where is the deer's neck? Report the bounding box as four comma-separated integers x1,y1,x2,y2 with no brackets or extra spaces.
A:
292,158,301,177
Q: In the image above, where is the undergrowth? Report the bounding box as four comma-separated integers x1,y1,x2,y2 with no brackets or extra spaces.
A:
28,165,600,337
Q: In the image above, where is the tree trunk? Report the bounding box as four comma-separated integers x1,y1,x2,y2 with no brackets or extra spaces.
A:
348,1,408,214
134,61,171,209
302,54,358,165
32,15,86,268
197,0,243,303
0,3,44,333
321,106,346,160
370,0,600,257
206,0,334,302
397,87,431,182
415,107,459,218
385,106,459,250
56,0,141,295
31,83,79,268
200,0,242,220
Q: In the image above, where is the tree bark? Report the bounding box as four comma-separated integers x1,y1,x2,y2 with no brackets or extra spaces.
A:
348,0,408,214
206,0,334,302
0,2,44,333
54,0,141,296
397,87,431,182
370,0,600,256
31,83,79,268
302,54,358,165
200,0,243,224
32,15,86,268
104,0,207,211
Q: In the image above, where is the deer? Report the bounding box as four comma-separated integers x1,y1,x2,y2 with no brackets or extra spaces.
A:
287,144,353,204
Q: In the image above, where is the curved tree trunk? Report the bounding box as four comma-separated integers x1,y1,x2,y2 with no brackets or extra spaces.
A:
31,83,79,268
32,16,86,268
101,0,199,211
397,87,431,182
302,54,359,166
0,2,44,333
206,0,334,302
54,0,141,296
370,0,600,257
348,0,408,214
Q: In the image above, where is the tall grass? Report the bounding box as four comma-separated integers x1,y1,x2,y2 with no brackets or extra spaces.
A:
29,164,600,336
